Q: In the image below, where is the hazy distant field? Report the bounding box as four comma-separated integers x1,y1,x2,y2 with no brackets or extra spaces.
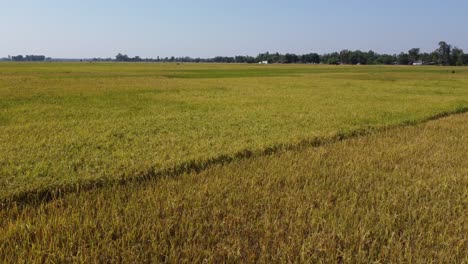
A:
1,63,467,202
0,63,468,262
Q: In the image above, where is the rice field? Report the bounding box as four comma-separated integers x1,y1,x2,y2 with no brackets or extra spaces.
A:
0,63,467,262
1,63,467,203
1,111,467,263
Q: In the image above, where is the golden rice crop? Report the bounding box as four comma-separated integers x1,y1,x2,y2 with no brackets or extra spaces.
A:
0,112,466,263
1,63,467,202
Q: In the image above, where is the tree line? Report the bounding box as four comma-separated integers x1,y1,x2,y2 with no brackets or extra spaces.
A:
6,55,50,61
3,41,467,65
113,42,467,66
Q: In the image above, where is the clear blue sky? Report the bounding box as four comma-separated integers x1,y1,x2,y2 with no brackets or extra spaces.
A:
1,0,467,58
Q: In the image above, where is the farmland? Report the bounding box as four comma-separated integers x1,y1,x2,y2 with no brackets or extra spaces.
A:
1,63,467,202
0,63,467,262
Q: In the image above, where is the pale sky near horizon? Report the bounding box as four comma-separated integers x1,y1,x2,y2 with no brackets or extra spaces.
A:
1,0,467,58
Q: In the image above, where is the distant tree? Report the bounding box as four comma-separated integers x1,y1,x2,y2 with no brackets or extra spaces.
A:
397,53,410,65
366,50,378,64
374,54,395,65
301,53,320,64
256,52,271,63
340,50,351,64
115,53,145,62
212,56,235,63
11,55,24,61
428,51,439,64
278,54,287,64
419,52,431,64
322,52,340,64
23,55,45,61
284,53,299,63
269,52,280,63
437,41,452,65
348,50,367,64
115,53,130,61
349,52,358,64
451,47,464,66
234,56,245,63
234,56,255,64
246,56,255,63
312,53,320,63
408,48,420,64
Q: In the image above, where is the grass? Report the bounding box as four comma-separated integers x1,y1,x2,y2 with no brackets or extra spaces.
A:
0,112,466,263
1,63,467,203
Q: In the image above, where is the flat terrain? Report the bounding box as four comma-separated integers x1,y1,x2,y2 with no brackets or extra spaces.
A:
0,63,467,262
1,112,467,263
1,63,467,201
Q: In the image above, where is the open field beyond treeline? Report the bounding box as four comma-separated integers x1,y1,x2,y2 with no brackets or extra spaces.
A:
0,63,467,262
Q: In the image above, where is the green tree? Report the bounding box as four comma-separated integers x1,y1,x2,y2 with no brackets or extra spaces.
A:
397,53,410,65
408,48,420,64
437,41,452,65
340,50,351,64
451,47,464,66
366,50,378,64
115,53,129,61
